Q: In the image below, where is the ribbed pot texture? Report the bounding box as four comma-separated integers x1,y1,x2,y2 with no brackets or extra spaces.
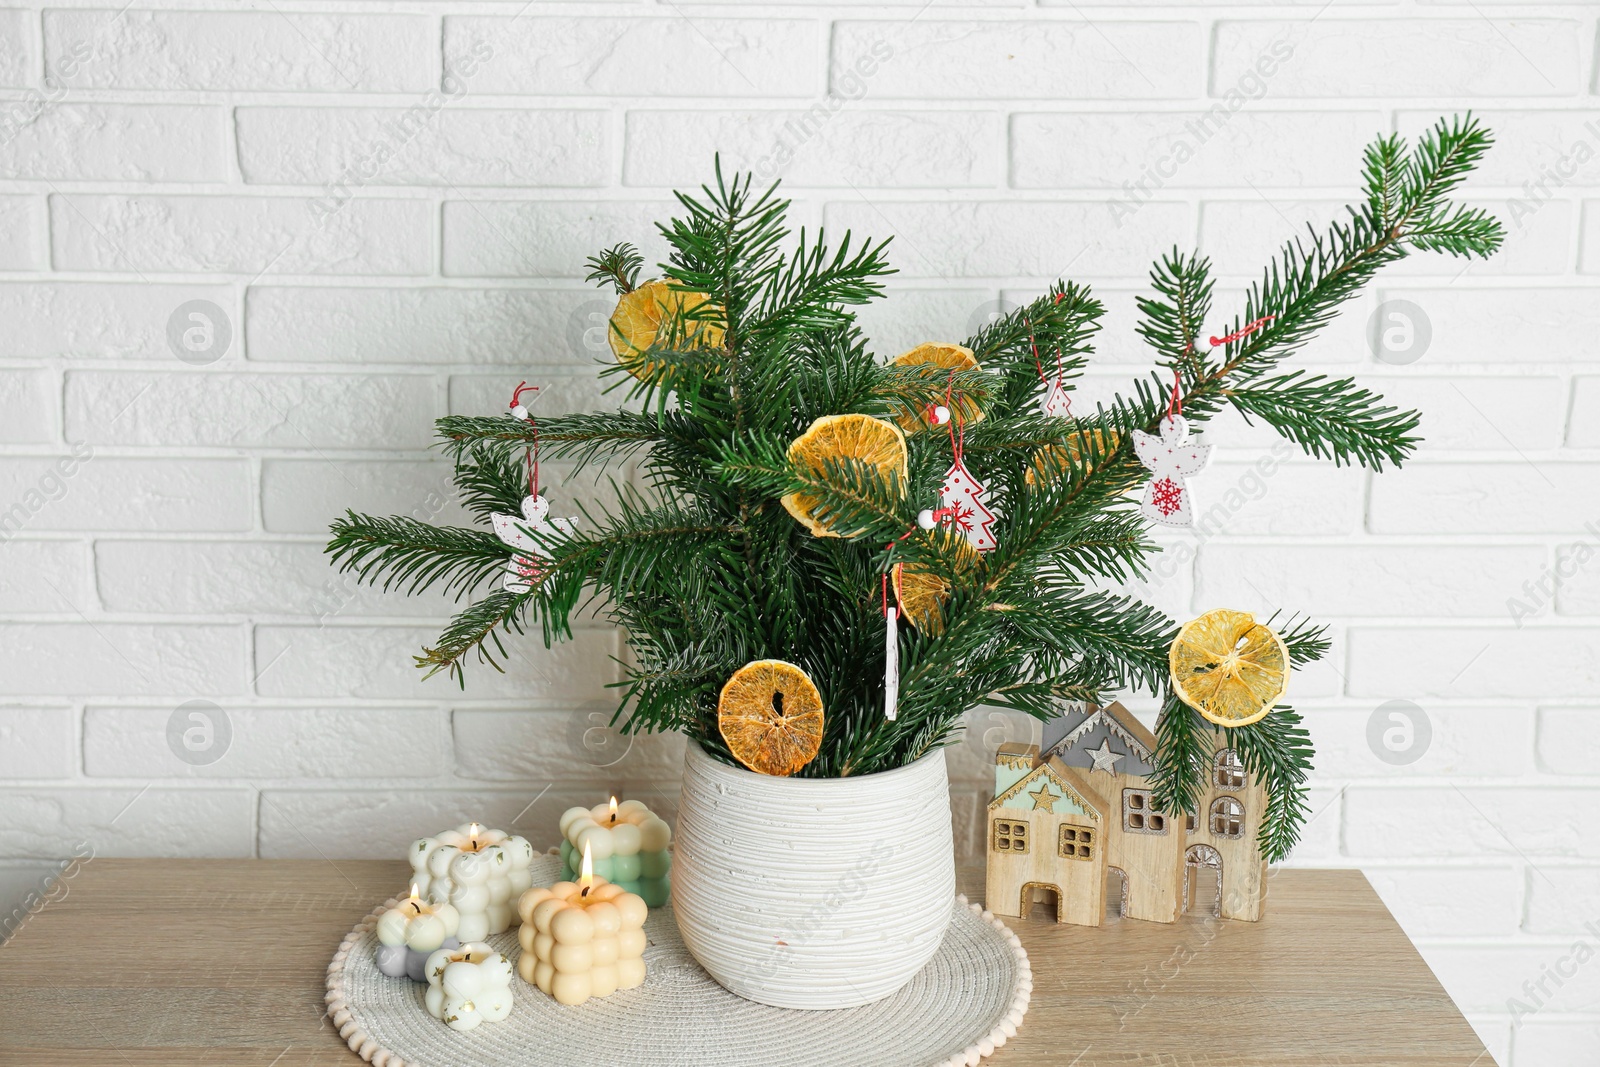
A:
671,741,956,1009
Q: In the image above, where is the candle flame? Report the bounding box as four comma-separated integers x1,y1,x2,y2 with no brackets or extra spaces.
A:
409,882,420,900
579,839,594,896
608,796,619,823
408,883,422,913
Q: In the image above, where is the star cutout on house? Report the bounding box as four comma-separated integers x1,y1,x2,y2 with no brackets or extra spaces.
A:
1086,739,1126,775
1029,783,1056,811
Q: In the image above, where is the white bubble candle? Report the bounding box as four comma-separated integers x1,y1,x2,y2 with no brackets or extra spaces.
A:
423,941,515,1032
410,822,536,942
375,884,461,982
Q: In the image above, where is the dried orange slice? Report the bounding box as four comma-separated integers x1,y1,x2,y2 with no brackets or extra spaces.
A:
608,279,723,379
1025,429,1123,489
893,533,981,634
1169,609,1288,728
890,343,985,433
781,414,908,538
717,659,825,776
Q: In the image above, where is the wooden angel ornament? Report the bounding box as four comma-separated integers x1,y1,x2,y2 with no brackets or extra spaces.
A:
1131,414,1210,527
491,495,577,593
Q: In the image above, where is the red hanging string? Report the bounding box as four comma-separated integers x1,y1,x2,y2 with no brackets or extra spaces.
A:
1027,317,1065,391
1208,315,1275,348
1028,318,1045,383
1162,315,1273,428
884,366,974,611
511,381,540,497
943,370,967,465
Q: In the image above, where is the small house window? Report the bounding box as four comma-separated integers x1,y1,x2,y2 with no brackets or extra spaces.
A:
1059,825,1094,861
1185,813,1197,832
1122,789,1167,835
993,819,1029,854
1209,797,1244,839
1215,749,1247,790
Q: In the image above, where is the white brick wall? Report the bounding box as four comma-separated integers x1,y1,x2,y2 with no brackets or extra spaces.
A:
0,4,1595,1062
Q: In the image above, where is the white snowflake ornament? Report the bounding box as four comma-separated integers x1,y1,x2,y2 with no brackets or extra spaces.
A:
491,495,577,593
939,457,997,552
1131,415,1211,527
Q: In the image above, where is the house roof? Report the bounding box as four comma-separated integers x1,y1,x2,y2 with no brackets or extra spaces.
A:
988,756,1106,820
1042,700,1158,777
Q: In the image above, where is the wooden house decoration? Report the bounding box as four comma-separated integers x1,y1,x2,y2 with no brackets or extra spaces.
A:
1187,728,1269,922
987,743,1107,926
985,701,1269,926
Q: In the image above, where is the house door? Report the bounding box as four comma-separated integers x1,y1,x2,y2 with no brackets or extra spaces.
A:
1184,844,1222,915
1106,866,1128,918
1019,881,1061,922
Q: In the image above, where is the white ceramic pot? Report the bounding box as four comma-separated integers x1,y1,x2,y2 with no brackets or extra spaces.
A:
671,741,955,1009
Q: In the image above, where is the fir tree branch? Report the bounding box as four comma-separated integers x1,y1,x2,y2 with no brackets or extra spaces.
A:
1362,133,1406,230
1046,511,1155,587
562,496,742,602
416,589,531,684
438,412,669,471
326,512,508,598
1402,112,1497,222
1273,613,1332,668
875,366,995,430
714,433,911,543
1227,371,1422,470
1136,249,1214,365
1406,204,1505,258
747,228,895,343
995,583,1173,696
1227,705,1315,864
584,243,643,295
963,283,1102,413
1221,114,1501,382
454,445,530,523
659,158,788,356
1151,699,1211,822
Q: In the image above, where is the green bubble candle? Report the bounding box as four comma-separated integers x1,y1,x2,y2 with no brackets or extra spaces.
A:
558,797,671,907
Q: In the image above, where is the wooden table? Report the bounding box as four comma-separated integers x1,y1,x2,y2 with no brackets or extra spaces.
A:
0,860,1490,1066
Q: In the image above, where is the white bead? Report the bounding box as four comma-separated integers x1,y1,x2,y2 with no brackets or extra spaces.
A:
917,509,936,530
931,405,951,425
510,405,528,420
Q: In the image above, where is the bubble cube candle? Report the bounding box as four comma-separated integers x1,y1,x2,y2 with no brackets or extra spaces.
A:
558,798,671,907
423,941,514,1032
374,886,461,982
517,850,649,1007
410,822,535,942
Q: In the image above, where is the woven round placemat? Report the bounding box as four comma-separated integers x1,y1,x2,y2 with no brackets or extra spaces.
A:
326,854,1030,1067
